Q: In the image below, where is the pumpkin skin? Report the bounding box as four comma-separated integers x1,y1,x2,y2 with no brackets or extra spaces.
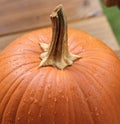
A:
0,28,120,124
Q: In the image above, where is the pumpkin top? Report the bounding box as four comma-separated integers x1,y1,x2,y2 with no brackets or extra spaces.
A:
0,5,120,124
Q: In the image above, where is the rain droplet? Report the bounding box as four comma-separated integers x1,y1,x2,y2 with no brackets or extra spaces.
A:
62,95,65,98
96,113,99,116
17,117,20,121
54,98,57,102
39,114,42,118
7,111,11,116
54,111,57,115
34,99,38,104
94,107,98,112
28,111,31,115
48,95,51,99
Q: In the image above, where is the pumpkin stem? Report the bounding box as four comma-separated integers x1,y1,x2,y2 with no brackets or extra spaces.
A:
39,4,80,69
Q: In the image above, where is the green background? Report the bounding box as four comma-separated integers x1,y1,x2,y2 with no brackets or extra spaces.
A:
101,4,120,44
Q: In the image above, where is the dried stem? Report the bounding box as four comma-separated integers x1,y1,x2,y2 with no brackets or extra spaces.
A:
39,5,80,69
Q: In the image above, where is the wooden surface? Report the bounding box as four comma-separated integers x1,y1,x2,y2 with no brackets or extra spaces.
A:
0,0,120,57
69,16,120,51
0,0,102,36
0,15,119,51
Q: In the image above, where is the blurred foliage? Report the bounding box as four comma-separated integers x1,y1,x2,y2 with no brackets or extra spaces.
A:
101,2,120,44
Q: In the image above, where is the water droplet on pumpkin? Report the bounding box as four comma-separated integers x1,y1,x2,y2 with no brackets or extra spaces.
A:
62,95,65,98
96,112,99,116
54,111,57,115
94,107,98,112
28,111,31,115
48,94,51,99
7,111,11,116
17,117,20,121
39,114,42,118
54,98,57,102
34,99,38,104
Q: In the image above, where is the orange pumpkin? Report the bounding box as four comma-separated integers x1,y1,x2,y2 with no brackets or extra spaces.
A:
0,5,120,124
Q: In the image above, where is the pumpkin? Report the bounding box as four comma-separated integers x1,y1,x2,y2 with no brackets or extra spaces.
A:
0,4,120,124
